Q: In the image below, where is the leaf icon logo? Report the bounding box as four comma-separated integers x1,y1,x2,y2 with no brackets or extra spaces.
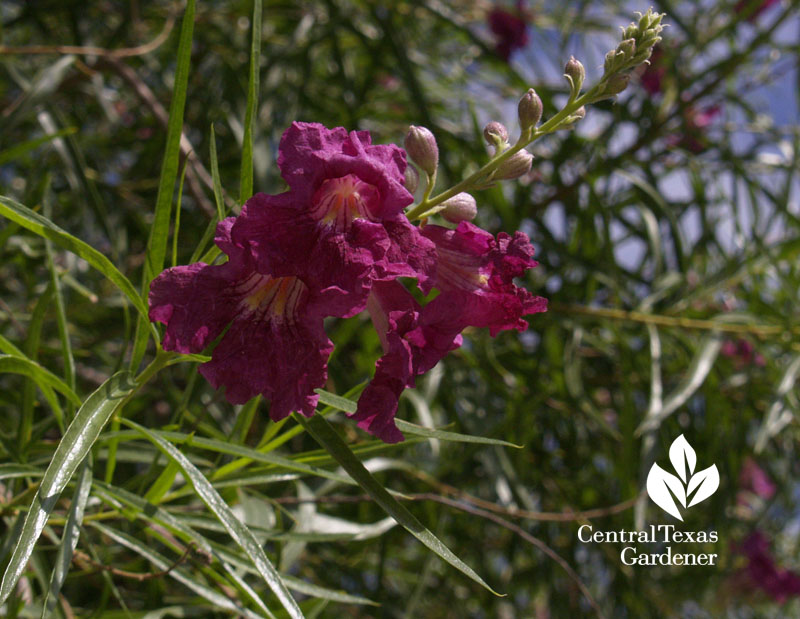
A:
646,435,719,521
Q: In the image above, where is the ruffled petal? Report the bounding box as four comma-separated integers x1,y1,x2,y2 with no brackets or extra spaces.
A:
277,121,413,218
421,221,547,335
149,218,254,354
199,310,333,419
351,281,462,442
379,216,438,294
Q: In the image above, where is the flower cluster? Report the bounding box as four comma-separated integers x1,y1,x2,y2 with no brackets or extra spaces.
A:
149,122,545,442
734,531,800,603
487,2,530,61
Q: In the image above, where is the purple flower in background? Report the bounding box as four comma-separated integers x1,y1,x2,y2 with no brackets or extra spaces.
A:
722,339,766,368
351,223,547,442
667,104,722,153
735,0,780,21
738,457,777,502
233,122,436,318
149,219,333,420
639,46,666,95
734,531,800,603
488,2,530,61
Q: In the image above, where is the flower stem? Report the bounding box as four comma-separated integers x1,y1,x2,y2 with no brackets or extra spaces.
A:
104,348,176,483
405,84,601,221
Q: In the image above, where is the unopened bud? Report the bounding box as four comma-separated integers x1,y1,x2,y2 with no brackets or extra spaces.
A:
604,48,619,74
618,38,636,59
440,192,478,223
483,121,509,147
494,149,533,180
572,106,586,121
404,125,438,176
602,74,630,98
518,89,543,131
404,164,419,194
564,56,585,93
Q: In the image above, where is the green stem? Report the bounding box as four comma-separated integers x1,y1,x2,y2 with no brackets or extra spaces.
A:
104,348,175,483
405,84,601,221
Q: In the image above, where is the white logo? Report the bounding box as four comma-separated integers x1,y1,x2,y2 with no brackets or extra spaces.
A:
646,435,719,521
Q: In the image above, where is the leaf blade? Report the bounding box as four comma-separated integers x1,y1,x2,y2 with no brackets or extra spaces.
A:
0,195,149,321
297,414,501,596
0,371,135,604
122,420,303,619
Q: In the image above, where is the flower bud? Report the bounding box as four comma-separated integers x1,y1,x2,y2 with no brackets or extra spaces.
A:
494,149,533,180
404,164,419,194
618,38,636,60
601,73,630,98
440,192,478,223
404,125,439,176
518,88,543,131
564,56,585,93
483,121,509,147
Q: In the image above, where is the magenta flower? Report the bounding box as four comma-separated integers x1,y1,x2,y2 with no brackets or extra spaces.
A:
639,46,666,95
738,457,776,502
232,122,436,318
149,218,333,420
350,281,463,442
667,104,722,153
722,339,766,368
734,531,800,603
351,223,546,442
420,222,548,336
488,2,530,61
735,0,779,21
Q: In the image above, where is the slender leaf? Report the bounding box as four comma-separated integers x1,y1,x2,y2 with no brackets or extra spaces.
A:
209,124,225,222
122,419,304,619
315,389,522,447
296,414,501,596
41,457,92,617
131,0,196,370
0,371,135,604
0,128,77,166
0,354,80,407
0,195,149,321
90,522,264,619
240,0,263,202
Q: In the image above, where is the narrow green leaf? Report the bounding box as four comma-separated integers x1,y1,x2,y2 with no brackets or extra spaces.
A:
636,332,723,435
0,195,149,321
131,0,196,371
41,456,92,617
89,522,264,619
395,420,522,448
209,124,225,222
99,428,354,486
143,0,196,285
315,388,521,447
143,459,181,505
43,187,76,402
314,389,358,414
0,464,43,481
0,354,80,407
240,0,263,202
297,414,502,596
171,160,189,268
0,128,77,166
0,371,135,604
122,420,303,619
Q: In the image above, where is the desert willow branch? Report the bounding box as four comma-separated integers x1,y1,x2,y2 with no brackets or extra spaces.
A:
553,303,797,338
